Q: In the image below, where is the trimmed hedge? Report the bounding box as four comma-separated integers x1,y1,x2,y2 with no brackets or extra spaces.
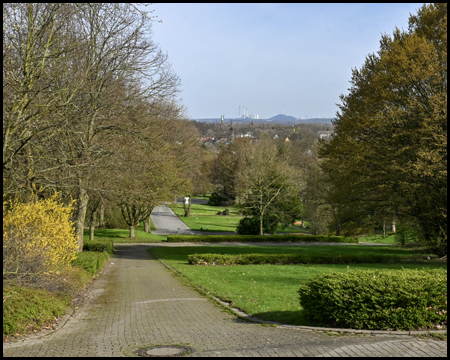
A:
71,251,110,276
83,240,114,254
298,268,447,330
166,234,357,243
188,253,401,266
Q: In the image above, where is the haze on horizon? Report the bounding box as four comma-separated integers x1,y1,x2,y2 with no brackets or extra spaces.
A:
150,3,420,120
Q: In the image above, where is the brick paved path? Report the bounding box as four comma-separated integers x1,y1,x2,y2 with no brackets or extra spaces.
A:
3,244,446,357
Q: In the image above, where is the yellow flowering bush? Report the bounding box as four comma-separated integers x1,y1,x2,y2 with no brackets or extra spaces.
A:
3,193,78,281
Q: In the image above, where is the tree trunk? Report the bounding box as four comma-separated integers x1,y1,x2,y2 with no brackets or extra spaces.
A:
75,185,89,252
89,224,95,240
392,218,396,233
144,215,151,233
259,215,264,236
89,210,97,240
336,224,341,236
383,221,386,238
129,225,135,238
99,202,104,227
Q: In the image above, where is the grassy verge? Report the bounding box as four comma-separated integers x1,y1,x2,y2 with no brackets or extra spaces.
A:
3,286,71,336
3,251,111,339
150,245,446,327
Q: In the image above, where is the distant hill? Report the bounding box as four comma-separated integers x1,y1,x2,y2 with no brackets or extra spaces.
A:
269,114,297,121
192,116,333,124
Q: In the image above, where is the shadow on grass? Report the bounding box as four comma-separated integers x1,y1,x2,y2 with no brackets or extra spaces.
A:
85,228,129,239
249,310,309,327
83,228,167,243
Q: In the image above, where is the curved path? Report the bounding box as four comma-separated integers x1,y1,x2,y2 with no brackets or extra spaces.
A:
3,209,446,357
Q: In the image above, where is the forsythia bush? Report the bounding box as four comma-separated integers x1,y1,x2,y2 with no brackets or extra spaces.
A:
3,193,78,279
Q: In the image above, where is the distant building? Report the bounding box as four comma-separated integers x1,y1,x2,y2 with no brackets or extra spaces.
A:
236,132,253,138
317,131,333,139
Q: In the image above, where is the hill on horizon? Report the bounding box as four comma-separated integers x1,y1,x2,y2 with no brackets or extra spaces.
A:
268,114,297,121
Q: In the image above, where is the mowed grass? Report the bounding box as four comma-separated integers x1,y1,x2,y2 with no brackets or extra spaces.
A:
168,203,310,234
358,233,397,244
150,245,447,326
83,224,167,243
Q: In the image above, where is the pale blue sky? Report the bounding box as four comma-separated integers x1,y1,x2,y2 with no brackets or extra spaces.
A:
149,3,422,119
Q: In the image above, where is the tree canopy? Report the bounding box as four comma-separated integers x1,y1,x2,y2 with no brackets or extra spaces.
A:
319,3,447,256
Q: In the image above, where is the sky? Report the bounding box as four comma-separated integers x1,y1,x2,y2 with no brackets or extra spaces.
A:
148,3,422,120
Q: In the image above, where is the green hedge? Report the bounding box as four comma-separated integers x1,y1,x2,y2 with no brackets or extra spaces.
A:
71,251,110,276
167,234,357,243
83,240,114,254
298,268,447,330
188,253,400,265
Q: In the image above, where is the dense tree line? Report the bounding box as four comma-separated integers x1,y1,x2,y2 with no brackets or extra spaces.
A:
3,3,202,250
319,3,447,256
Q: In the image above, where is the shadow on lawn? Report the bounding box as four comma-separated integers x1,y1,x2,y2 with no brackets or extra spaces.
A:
250,310,309,327
84,228,130,238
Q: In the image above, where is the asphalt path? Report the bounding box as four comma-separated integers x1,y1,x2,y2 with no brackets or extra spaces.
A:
151,205,237,236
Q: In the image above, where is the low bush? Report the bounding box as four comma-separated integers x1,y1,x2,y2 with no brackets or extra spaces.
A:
166,234,357,243
71,251,109,276
188,253,401,266
236,216,278,235
83,240,114,254
298,268,447,330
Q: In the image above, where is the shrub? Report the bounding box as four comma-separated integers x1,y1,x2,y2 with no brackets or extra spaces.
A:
394,225,422,247
3,193,78,286
71,251,109,276
298,268,447,330
83,240,114,254
166,234,357,243
223,208,230,215
188,253,401,266
208,191,227,206
236,216,278,235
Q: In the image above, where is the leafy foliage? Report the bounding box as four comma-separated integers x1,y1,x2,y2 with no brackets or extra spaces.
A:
236,215,277,235
319,3,447,256
298,268,447,330
82,240,114,254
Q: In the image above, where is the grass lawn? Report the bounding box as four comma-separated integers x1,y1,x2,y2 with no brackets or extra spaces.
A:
358,233,397,244
150,245,447,326
83,225,167,243
168,203,310,234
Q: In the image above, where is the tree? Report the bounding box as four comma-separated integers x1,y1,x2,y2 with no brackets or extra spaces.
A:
107,102,201,238
319,3,447,255
301,164,333,235
237,139,301,235
210,137,253,206
3,3,85,198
